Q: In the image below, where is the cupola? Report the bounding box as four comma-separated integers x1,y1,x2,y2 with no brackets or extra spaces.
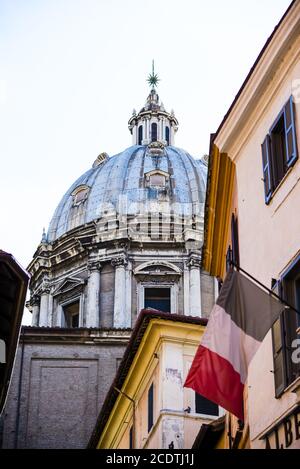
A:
128,62,179,146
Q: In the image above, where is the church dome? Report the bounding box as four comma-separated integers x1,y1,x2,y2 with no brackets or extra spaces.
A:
48,145,207,243
27,66,215,333
46,64,208,243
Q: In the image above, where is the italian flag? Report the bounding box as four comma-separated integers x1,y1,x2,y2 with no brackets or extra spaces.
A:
184,270,284,421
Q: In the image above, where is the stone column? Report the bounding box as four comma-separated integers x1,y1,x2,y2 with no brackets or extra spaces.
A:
31,295,40,326
48,294,53,327
142,118,147,144
183,265,190,316
39,283,50,327
112,257,129,328
125,261,132,328
86,262,101,328
170,124,175,146
188,256,202,317
157,117,161,141
132,124,137,145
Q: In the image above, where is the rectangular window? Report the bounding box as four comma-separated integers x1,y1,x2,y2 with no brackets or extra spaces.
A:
272,259,300,398
231,214,240,267
144,288,171,313
148,383,154,433
195,393,219,416
63,300,80,328
262,96,298,204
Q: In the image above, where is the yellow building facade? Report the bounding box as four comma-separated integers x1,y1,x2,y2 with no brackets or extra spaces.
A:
88,311,223,449
202,0,300,449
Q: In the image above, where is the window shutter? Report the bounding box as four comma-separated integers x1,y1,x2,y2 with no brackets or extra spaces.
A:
284,308,300,383
284,96,298,168
281,278,300,384
271,280,286,397
272,317,286,397
261,135,273,204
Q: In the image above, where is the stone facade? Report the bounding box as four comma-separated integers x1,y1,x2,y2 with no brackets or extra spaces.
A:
2,327,130,449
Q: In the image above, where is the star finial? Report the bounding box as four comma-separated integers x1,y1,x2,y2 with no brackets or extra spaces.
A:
147,60,160,90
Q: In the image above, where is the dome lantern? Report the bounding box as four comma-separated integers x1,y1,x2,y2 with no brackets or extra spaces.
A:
128,62,178,147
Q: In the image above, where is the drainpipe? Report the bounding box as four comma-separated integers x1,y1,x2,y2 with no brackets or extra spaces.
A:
114,387,136,449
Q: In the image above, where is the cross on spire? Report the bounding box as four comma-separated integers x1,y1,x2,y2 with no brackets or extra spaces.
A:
147,60,160,90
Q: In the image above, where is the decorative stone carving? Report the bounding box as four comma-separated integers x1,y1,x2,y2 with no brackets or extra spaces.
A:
187,256,201,269
111,256,127,268
31,294,40,306
88,261,101,274
40,281,51,295
92,152,109,168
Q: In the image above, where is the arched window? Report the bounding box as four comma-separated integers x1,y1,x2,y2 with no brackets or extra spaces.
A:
138,125,143,145
165,126,170,145
151,123,157,142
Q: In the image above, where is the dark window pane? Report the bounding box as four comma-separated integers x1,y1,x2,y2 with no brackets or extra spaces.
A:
138,125,143,145
144,288,170,312
195,393,219,416
231,214,240,267
71,313,79,328
63,301,80,328
151,123,157,142
270,114,286,187
165,126,170,145
148,384,154,432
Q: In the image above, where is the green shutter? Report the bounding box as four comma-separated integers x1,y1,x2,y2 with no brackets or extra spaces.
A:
284,96,298,167
271,281,286,397
261,135,273,204
272,317,286,397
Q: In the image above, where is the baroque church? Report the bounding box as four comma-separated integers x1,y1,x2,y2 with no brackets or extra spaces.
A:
1,70,216,448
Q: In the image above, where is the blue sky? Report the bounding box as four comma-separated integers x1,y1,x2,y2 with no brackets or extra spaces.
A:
0,0,292,322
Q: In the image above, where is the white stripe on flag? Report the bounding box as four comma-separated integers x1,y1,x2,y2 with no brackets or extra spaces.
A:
201,304,261,384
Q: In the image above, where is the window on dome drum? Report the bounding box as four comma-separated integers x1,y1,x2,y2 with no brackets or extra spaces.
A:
272,257,300,398
138,125,143,145
63,300,80,328
195,393,219,417
149,173,166,188
262,96,298,204
151,123,158,142
144,288,171,312
165,126,170,145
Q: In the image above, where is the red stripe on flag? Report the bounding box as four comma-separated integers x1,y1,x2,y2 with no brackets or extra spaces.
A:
184,345,244,421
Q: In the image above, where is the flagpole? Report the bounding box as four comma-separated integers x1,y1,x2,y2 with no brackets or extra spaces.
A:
229,261,300,318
